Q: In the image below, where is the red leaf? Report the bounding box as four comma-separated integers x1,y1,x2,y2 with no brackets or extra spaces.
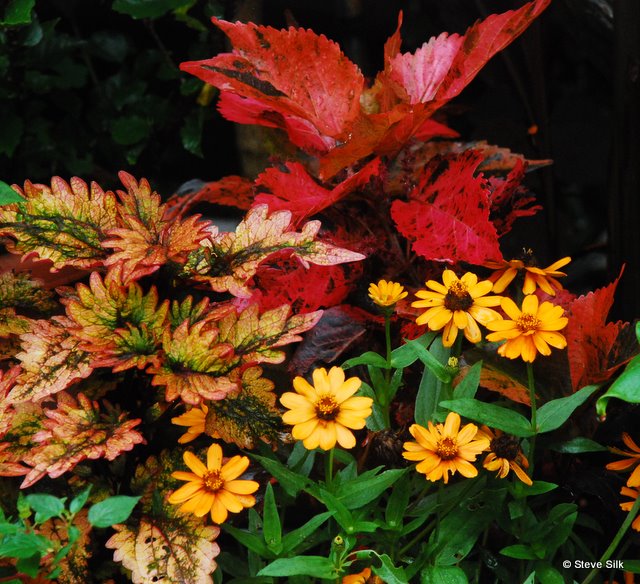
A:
181,18,364,151
565,268,636,391
254,158,381,222
390,151,503,265
164,175,255,219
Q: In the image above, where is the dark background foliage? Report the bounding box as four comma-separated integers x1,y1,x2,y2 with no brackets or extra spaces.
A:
1,0,636,318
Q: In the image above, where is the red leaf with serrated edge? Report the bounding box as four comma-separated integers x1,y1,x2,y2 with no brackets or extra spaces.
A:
254,260,362,313
20,392,145,488
164,175,255,220
254,158,382,222
391,151,503,265
488,159,542,236
181,18,364,151
565,268,636,391
319,0,550,178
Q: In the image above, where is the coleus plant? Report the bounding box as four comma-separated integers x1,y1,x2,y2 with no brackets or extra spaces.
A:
0,0,635,581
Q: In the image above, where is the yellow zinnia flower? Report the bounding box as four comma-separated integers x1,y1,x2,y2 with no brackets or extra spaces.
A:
619,486,640,532
485,295,568,362
488,252,571,296
172,403,211,444
168,443,259,524
280,366,373,451
412,270,503,347
479,426,532,486
368,279,407,307
402,412,489,484
606,433,640,487
342,567,371,584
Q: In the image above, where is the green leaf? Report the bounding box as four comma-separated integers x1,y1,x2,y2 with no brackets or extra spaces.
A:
257,556,337,579
0,181,24,205
548,437,607,453
500,544,540,560
223,524,272,558
253,454,309,497
110,115,152,145
69,486,92,515
1,0,35,25
622,559,640,573
359,382,386,431
0,532,51,558
88,496,140,528
533,562,564,584
421,565,468,584
439,398,534,437
334,468,407,510
510,481,558,499
414,337,450,425
24,494,65,524
311,488,354,533
596,354,640,416
453,361,482,399
280,512,333,555
262,483,282,553
342,351,388,369
390,332,438,368
181,108,204,157
112,0,193,19
372,553,409,584
406,337,452,383
385,473,411,529
16,553,41,577
536,384,600,433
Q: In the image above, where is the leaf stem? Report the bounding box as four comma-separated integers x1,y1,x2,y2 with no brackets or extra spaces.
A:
526,362,537,476
325,448,335,490
581,493,640,584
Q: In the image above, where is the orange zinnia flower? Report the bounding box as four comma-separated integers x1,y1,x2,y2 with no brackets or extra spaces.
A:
368,280,407,307
606,433,640,487
479,426,532,486
485,295,568,362
487,252,571,296
412,270,502,347
168,443,259,524
619,486,640,532
342,567,371,584
402,412,489,484
280,367,372,451
172,403,211,444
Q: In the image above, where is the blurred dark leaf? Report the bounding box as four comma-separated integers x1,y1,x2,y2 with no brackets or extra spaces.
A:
1,0,35,26
112,0,194,20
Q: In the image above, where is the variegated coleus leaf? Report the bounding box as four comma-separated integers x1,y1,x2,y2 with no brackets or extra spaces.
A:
64,267,169,372
103,172,213,283
148,320,238,405
106,515,220,584
0,176,118,270
181,204,365,297
0,366,21,438
204,366,280,449
7,316,94,404
20,392,145,488
110,450,220,582
218,302,322,364
0,271,58,336
0,400,42,478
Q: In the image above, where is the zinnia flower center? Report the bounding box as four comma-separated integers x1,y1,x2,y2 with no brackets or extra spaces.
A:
491,435,520,461
436,437,458,460
202,470,224,491
315,394,340,420
516,313,541,333
444,281,474,311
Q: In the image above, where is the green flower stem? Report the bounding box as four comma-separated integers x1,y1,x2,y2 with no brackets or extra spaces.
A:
581,493,640,584
325,448,335,490
381,307,393,428
526,362,537,476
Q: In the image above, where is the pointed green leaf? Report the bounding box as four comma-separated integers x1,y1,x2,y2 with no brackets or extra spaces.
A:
223,524,272,558
88,496,140,528
257,556,337,579
69,486,92,515
280,512,333,555
500,544,539,560
263,483,282,553
453,361,482,399
596,354,640,416
421,565,468,584
548,437,607,453
24,494,65,524
0,181,24,205
385,473,411,529
536,384,600,433
252,454,309,497
334,468,407,510
414,337,450,425
439,398,534,437
342,351,388,369
390,332,438,368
